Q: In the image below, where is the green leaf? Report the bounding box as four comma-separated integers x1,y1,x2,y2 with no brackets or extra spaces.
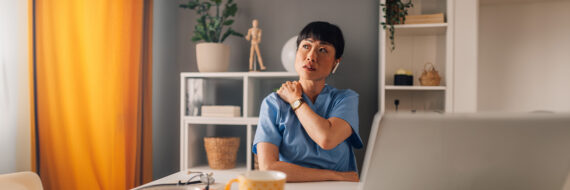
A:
226,4,237,17
195,25,204,35
223,19,234,25
231,30,244,37
212,18,222,41
208,28,217,42
207,22,217,32
221,27,242,42
380,0,414,51
181,0,241,43
180,1,198,9
193,30,202,36
189,1,199,9
198,2,211,14
191,35,202,42
197,15,206,23
214,17,222,26
210,0,222,6
221,30,232,43
195,24,210,42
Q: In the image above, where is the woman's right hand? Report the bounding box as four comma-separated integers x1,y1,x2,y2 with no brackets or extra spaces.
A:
336,171,359,182
276,81,303,104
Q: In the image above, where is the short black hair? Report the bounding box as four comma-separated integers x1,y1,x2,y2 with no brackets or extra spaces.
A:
296,21,345,59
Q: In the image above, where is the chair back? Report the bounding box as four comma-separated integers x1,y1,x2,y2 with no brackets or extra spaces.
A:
0,171,43,190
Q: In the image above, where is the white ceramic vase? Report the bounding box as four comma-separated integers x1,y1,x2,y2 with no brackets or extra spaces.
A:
196,43,230,72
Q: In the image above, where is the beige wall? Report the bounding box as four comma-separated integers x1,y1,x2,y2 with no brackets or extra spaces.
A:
0,0,31,173
478,0,570,112
454,0,479,112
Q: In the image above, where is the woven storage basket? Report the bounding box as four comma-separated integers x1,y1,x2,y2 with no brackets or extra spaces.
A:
419,62,441,86
204,137,240,169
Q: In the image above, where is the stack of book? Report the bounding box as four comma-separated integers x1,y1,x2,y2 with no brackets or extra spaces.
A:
186,78,205,116
201,105,241,117
404,13,445,24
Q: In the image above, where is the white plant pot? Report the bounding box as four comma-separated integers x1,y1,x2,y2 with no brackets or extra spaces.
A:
196,43,230,72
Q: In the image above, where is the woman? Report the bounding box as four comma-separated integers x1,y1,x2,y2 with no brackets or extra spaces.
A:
252,21,362,182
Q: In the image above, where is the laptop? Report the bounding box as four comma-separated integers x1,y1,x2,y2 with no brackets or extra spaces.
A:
359,112,570,190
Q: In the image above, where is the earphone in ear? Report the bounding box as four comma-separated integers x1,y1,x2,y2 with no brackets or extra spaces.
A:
332,61,340,74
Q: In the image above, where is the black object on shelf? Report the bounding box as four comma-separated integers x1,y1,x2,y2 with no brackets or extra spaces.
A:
394,74,413,85
394,99,400,111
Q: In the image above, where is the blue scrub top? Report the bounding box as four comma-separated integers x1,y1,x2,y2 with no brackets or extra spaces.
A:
252,85,363,172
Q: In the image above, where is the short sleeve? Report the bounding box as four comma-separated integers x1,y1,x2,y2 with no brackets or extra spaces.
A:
328,90,363,149
252,94,283,154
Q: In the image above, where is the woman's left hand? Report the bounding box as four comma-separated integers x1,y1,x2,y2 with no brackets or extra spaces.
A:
277,81,303,104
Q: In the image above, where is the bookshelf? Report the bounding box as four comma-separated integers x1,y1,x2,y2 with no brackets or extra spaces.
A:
179,72,298,171
379,0,454,113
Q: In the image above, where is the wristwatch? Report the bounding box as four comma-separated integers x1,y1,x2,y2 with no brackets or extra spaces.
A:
291,98,304,111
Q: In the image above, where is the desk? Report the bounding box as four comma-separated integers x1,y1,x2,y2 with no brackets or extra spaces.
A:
133,166,359,190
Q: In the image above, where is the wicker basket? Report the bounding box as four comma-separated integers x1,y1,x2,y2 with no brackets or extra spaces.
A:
204,137,240,169
419,62,441,86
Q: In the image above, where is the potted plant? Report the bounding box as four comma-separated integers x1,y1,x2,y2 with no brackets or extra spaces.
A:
180,0,244,72
380,0,414,51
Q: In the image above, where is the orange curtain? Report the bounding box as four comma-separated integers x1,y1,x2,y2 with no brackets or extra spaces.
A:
31,0,153,189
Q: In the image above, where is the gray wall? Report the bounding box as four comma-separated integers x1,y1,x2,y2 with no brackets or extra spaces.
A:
153,0,379,179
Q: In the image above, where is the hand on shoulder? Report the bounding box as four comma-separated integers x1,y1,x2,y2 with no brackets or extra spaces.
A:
276,81,303,104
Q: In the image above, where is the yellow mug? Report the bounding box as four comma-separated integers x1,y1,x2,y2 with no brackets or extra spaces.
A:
225,170,286,190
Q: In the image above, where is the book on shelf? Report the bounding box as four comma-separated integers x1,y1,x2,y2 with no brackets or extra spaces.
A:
404,13,444,24
201,105,241,117
186,78,204,116
186,78,217,116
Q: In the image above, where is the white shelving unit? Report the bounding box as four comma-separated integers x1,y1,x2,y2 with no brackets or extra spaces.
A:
179,72,298,171
379,0,454,113
385,85,446,91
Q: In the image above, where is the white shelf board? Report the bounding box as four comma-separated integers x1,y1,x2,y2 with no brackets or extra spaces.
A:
189,165,248,172
183,116,259,125
181,72,297,78
181,72,244,78
392,23,448,36
385,85,446,90
247,72,298,78
246,117,259,125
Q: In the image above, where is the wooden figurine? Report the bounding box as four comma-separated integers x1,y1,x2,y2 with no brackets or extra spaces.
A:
245,19,266,71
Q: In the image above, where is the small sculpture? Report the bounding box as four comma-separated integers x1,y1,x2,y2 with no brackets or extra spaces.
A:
245,19,266,71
